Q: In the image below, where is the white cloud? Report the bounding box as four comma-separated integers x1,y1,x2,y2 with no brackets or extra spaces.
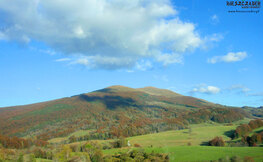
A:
135,60,153,71
155,53,183,65
202,33,224,50
55,58,71,62
210,14,219,24
0,32,7,40
0,0,205,69
208,51,247,64
191,85,220,94
228,85,250,93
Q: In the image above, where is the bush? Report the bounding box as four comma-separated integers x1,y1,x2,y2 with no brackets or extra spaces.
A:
104,149,169,162
244,156,255,162
230,156,242,162
111,137,127,148
208,136,225,146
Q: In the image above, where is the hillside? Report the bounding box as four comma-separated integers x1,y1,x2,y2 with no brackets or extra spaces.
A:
0,86,247,141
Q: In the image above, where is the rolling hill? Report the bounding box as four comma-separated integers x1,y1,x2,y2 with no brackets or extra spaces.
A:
0,85,248,141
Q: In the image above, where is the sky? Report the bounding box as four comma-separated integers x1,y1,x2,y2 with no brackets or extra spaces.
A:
0,0,262,107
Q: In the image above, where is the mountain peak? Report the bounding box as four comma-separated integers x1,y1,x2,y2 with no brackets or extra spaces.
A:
138,86,182,97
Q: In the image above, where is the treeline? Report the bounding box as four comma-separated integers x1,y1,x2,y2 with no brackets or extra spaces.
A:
0,134,48,149
62,108,245,143
208,119,263,147
0,139,169,162
241,131,263,146
225,119,263,147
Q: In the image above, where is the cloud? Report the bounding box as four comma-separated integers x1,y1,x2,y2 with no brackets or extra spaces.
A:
208,51,247,64
202,33,224,50
55,58,71,62
155,53,183,65
0,32,7,40
248,92,263,97
0,0,206,69
228,84,250,93
210,14,219,24
135,60,153,71
191,85,220,94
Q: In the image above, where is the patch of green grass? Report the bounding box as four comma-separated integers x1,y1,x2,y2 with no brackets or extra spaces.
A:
232,118,252,125
145,146,263,162
252,126,263,134
48,129,95,143
103,146,263,162
69,130,94,137
35,158,52,162
127,123,236,147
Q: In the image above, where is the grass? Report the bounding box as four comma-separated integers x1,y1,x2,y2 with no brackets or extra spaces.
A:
145,146,263,162
103,146,263,162
48,129,95,143
35,158,52,162
48,119,263,161
127,123,236,147
252,126,263,134
102,120,263,161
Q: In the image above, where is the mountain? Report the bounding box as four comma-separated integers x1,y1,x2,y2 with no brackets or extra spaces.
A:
0,85,248,141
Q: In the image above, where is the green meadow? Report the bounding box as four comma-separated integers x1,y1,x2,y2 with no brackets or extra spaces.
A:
101,121,263,161
45,120,263,162
127,123,236,147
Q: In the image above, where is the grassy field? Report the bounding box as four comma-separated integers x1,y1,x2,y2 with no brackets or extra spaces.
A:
102,120,263,161
103,146,263,162
36,158,52,162
147,146,263,162
47,119,263,162
127,123,236,147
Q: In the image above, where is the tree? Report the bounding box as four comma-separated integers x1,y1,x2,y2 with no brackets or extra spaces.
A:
55,145,72,161
208,136,225,146
234,124,251,138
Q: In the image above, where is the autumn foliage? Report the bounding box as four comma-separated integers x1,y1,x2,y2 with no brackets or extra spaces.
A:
234,119,263,139
0,134,48,149
208,136,225,146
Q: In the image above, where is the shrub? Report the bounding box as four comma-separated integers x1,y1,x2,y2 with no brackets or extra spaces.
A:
230,156,242,162
244,156,255,162
105,149,169,162
208,136,225,146
111,137,127,148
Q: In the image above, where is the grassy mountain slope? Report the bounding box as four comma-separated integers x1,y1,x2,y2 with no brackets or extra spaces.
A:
0,86,247,140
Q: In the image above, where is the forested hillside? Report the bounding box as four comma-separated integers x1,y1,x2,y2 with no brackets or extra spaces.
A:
0,86,248,141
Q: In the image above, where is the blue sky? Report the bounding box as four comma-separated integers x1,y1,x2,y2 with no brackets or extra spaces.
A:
0,0,262,107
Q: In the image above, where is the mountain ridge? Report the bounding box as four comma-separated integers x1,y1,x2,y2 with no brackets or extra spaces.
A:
0,85,247,141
